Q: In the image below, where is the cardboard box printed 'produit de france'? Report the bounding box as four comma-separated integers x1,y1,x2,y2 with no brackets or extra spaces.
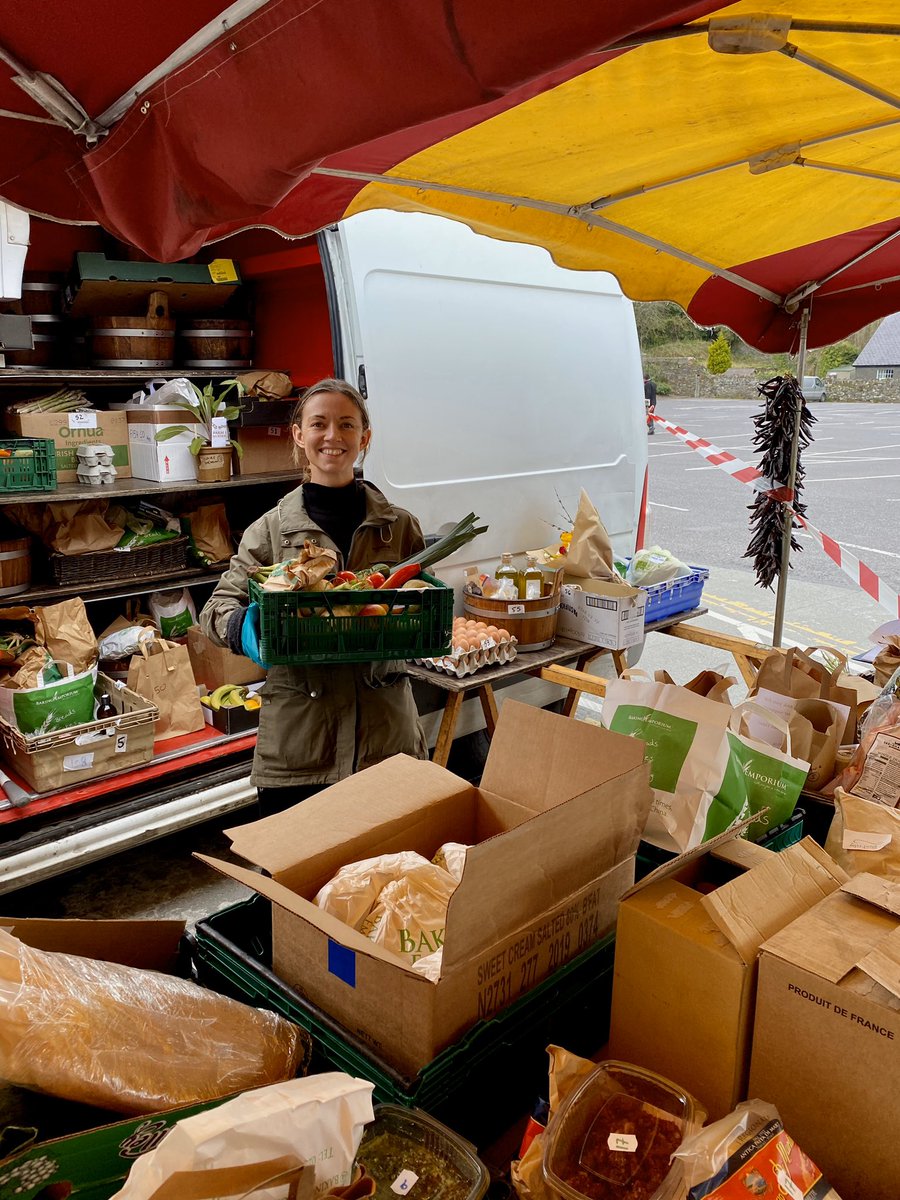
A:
609,834,846,1121
199,701,652,1077
749,872,900,1200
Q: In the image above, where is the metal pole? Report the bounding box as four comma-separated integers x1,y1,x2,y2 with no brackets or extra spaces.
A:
771,306,811,647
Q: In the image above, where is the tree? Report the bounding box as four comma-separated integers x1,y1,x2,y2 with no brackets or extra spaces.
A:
707,331,732,375
818,341,857,374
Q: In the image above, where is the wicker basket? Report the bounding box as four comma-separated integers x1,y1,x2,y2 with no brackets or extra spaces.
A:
49,536,190,586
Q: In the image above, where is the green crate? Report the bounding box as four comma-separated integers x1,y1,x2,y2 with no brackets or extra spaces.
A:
0,438,57,492
635,808,806,880
249,571,453,665
191,895,616,1147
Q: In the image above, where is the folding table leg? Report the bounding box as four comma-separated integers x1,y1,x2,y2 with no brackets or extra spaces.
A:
432,690,464,767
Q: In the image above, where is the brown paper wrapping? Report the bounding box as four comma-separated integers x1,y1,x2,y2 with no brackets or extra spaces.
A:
563,490,619,582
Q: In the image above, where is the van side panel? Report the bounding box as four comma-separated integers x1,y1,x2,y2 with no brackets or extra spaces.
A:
327,212,646,585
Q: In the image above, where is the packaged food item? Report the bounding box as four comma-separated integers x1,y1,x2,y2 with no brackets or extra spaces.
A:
356,1104,490,1200
542,1061,702,1200
672,1099,842,1198
148,587,198,638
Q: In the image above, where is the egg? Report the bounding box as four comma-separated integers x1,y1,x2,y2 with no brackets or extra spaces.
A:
484,625,500,639
496,627,511,641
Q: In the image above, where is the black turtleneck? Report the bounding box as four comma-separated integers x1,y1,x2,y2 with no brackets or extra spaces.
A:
302,480,367,566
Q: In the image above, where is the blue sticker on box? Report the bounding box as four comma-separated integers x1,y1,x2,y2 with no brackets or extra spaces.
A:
328,939,356,987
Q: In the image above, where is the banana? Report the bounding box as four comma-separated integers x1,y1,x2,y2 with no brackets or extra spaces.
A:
208,684,245,710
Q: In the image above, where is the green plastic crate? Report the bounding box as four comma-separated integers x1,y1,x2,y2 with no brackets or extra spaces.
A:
635,808,806,880
0,438,56,492
191,895,616,1147
249,571,453,665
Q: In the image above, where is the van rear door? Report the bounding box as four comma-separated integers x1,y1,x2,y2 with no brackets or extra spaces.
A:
322,211,647,585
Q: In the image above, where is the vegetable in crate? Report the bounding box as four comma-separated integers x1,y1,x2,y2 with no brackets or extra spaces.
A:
199,377,454,810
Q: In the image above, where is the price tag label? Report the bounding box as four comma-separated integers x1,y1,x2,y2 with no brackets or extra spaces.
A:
507,603,525,615
843,829,892,851
390,1171,419,1195
607,1133,638,1154
115,733,128,753
210,416,230,448
69,411,98,429
208,258,239,283
63,752,94,772
267,425,282,437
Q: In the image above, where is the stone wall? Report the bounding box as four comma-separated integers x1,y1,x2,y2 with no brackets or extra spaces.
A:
647,357,900,402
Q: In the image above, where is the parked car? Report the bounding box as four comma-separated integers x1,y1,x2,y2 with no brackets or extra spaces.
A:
802,374,827,402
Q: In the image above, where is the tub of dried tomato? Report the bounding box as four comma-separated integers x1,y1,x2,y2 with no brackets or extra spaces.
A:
542,1061,702,1200
356,1104,490,1200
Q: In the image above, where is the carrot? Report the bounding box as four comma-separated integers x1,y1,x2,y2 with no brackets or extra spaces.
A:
379,564,421,589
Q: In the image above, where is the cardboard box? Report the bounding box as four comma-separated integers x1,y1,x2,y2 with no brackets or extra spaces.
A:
5,411,131,483
0,916,235,1200
187,626,266,689
749,873,900,1200
65,252,241,316
199,700,652,1076
126,406,202,483
202,693,261,735
557,578,646,650
609,834,845,1120
233,425,295,475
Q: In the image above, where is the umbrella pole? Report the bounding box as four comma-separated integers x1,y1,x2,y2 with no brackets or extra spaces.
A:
771,305,811,647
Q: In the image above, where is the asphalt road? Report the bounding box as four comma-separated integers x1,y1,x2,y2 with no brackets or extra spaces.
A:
645,398,900,656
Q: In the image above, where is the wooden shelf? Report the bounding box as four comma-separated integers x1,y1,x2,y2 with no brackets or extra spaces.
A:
10,566,227,607
0,368,237,386
0,470,298,506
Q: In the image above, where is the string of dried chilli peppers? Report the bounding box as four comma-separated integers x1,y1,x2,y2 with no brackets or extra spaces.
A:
743,375,817,590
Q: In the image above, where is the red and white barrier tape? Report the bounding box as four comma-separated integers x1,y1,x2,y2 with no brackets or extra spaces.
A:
651,412,900,618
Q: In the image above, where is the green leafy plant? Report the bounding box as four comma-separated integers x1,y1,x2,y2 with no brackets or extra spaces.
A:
154,379,245,458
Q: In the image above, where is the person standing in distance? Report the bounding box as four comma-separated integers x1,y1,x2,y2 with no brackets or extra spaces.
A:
643,372,657,435
200,378,428,817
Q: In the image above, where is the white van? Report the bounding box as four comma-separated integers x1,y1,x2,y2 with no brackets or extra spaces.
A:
1,211,648,888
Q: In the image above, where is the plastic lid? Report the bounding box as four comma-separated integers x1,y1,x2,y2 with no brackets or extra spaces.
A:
357,1104,490,1200
543,1061,696,1200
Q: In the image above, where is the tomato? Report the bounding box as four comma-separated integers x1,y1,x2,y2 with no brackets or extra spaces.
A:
335,570,357,584
366,572,386,588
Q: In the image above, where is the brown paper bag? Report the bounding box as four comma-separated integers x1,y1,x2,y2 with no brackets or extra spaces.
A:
10,500,124,554
126,638,204,739
237,369,293,400
563,489,619,581
874,636,900,689
655,669,736,702
182,503,232,565
751,646,857,741
34,597,97,674
792,697,841,791
825,790,900,879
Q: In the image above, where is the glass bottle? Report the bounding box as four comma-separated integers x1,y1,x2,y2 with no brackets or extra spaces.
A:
495,552,520,600
96,692,115,720
522,555,544,600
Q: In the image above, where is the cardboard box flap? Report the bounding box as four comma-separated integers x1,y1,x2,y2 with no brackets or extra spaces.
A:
700,838,847,965
479,699,645,811
842,872,900,919
195,855,418,973
621,818,758,901
562,577,642,600
226,755,473,886
0,916,185,969
856,926,900,1001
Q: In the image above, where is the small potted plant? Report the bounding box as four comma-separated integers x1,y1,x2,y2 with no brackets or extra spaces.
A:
154,378,244,482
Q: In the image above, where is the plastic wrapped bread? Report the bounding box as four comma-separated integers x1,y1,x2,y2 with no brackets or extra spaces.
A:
0,928,308,1114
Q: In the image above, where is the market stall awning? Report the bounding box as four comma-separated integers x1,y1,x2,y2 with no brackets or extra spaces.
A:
3,2,900,351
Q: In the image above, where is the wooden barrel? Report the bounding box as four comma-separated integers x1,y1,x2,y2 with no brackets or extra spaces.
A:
3,314,64,368
0,538,31,596
91,289,175,368
179,318,253,368
0,271,64,317
463,591,560,651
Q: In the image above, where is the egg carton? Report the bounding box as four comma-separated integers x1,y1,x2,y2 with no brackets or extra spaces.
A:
76,442,115,467
76,463,118,486
417,636,518,678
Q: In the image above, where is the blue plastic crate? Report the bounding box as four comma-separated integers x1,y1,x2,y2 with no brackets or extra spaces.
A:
640,565,709,622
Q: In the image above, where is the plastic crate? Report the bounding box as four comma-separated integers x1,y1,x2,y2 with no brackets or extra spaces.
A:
0,437,57,492
635,808,806,880
249,571,453,665
640,565,709,623
191,895,616,1147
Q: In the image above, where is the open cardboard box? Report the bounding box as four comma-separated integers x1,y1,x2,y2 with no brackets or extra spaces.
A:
198,700,652,1077
609,830,846,1120
750,872,900,1200
0,916,237,1200
557,577,646,651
